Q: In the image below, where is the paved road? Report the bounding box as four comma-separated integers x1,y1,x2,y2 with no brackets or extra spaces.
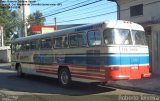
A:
0,66,157,101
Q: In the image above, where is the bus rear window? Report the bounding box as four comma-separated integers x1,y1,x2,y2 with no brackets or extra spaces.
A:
104,29,147,45
132,30,147,45
104,29,132,45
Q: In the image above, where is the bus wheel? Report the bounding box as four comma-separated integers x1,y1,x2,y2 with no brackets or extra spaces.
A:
58,68,71,87
17,65,24,77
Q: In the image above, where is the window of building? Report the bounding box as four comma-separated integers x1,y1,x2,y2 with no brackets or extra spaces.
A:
130,4,143,17
88,30,101,46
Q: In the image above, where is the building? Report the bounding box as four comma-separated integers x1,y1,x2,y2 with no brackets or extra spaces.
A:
0,26,11,62
31,26,56,34
109,0,160,75
111,0,160,22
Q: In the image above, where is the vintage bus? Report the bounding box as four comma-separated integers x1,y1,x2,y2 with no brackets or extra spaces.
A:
11,20,151,87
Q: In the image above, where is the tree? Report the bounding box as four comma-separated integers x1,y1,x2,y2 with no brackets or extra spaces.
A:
27,10,46,35
0,4,19,45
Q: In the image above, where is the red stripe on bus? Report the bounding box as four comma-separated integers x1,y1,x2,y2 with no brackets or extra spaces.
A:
36,68,58,71
71,74,105,81
71,72,105,77
36,70,57,75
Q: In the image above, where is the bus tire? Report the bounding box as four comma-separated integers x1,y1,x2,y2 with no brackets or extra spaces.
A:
58,68,71,87
17,64,24,78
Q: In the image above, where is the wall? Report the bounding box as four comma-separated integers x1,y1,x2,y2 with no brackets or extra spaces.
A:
118,0,160,23
151,24,160,75
0,48,11,63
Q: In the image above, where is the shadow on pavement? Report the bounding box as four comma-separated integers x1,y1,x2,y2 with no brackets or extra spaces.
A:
0,69,116,96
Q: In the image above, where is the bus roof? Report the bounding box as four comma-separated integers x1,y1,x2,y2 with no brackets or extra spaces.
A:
12,20,144,43
105,20,144,31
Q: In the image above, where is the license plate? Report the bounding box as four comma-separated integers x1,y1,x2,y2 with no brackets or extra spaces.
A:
131,66,139,70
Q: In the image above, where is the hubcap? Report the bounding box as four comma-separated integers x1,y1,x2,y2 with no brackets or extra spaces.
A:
61,71,69,85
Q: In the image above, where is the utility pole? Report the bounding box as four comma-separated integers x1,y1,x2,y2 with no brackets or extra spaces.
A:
18,0,30,37
107,0,120,20
0,26,4,48
23,4,27,37
54,17,57,30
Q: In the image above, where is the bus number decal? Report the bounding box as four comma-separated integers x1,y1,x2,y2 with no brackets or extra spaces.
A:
120,47,138,52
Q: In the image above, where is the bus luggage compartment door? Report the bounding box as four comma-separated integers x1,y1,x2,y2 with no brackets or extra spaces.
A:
86,50,101,71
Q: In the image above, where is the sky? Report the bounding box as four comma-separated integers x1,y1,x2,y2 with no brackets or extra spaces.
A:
2,0,117,25
29,0,117,25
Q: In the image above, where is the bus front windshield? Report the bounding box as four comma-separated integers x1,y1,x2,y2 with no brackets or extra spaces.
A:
103,29,147,45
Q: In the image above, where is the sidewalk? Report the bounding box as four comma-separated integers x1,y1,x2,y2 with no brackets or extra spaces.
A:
106,75,160,95
0,63,11,69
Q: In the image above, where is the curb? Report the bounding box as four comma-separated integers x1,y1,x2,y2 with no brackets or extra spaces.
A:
0,63,11,70
105,84,160,95
0,63,11,66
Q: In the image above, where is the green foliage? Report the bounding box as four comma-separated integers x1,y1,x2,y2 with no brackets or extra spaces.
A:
0,4,19,45
27,10,46,35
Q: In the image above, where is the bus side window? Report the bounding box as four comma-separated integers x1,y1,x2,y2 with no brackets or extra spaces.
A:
54,36,68,48
62,36,68,48
55,37,62,48
15,44,18,52
95,31,101,45
11,44,15,54
103,29,113,45
21,43,26,51
77,33,87,47
30,40,37,50
15,43,22,52
69,34,78,47
88,30,101,46
69,33,86,47
40,38,52,49
46,39,53,49
25,42,30,51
